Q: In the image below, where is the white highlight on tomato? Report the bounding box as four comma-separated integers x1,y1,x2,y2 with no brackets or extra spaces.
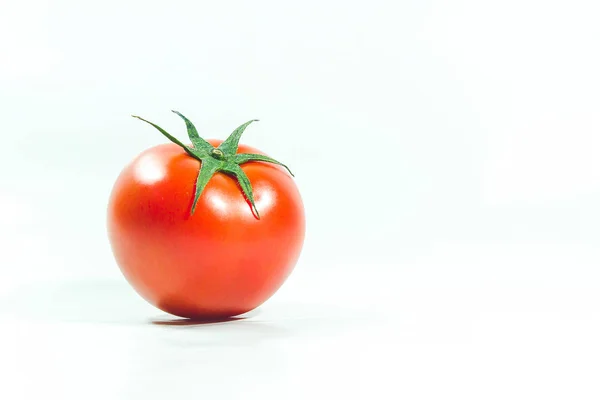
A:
207,192,230,215
134,153,166,185
254,186,276,213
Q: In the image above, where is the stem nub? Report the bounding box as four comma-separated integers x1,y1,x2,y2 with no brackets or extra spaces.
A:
211,148,225,160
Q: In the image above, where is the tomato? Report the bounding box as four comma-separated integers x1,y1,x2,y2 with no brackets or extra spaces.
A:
107,113,305,319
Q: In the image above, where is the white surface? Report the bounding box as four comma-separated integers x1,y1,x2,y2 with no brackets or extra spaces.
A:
2,0,600,398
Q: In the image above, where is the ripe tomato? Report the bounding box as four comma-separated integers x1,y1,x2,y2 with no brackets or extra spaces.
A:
107,113,305,319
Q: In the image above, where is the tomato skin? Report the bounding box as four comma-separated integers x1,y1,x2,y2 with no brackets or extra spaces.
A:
107,140,305,319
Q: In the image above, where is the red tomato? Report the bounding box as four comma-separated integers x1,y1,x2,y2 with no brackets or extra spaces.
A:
107,139,305,319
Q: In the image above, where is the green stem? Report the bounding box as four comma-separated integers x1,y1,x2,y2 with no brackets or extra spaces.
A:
133,111,294,219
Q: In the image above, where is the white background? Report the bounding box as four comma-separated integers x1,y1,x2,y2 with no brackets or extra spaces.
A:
1,0,600,398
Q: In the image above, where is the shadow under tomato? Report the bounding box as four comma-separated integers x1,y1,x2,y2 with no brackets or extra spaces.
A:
150,316,246,326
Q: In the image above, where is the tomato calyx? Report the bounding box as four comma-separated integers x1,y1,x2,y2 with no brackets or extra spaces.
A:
131,111,294,219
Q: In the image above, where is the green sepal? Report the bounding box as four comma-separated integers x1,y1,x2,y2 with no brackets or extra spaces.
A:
132,115,197,159
171,110,214,154
218,119,259,155
221,163,260,218
233,153,294,177
191,158,222,214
